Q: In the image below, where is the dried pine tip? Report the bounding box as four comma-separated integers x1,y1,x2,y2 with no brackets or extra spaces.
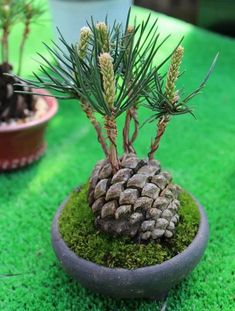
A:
24,3,33,17
96,22,110,52
127,25,134,33
165,45,184,104
96,22,108,32
123,25,134,63
173,90,180,104
80,26,91,38
99,53,116,107
77,26,92,59
3,4,10,15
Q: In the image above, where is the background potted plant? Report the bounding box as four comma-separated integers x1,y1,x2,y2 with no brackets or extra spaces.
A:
16,13,217,299
0,0,58,171
49,0,132,45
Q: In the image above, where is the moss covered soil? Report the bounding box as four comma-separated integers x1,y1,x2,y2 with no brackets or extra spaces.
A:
59,185,200,269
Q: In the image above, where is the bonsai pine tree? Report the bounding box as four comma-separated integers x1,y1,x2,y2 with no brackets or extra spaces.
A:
0,0,44,122
15,13,216,241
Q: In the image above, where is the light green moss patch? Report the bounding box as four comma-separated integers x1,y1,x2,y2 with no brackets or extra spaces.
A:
59,184,200,269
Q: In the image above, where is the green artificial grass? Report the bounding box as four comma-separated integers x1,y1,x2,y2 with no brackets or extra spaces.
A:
59,185,200,269
1,3,235,311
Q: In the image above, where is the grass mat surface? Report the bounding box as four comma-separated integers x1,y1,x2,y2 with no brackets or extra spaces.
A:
59,186,200,269
1,3,235,311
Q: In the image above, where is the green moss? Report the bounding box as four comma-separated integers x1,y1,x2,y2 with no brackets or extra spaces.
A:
59,185,200,269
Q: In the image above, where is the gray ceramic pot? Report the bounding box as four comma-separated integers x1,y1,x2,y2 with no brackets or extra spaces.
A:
51,194,209,300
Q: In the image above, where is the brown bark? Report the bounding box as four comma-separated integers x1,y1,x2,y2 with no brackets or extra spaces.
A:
105,115,119,172
2,27,9,63
123,109,132,153
123,106,139,154
81,98,108,157
148,116,169,160
18,22,30,75
129,107,139,152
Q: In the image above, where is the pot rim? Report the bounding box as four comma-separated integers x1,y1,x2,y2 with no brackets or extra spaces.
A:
0,89,58,133
52,191,209,272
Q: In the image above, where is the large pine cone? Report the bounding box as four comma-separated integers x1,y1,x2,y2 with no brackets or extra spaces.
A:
0,62,34,122
88,153,181,241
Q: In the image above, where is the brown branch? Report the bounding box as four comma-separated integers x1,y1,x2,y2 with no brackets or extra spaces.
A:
105,115,119,173
18,22,30,75
129,106,139,152
148,116,169,160
81,98,109,157
123,106,139,154
123,83,133,153
123,109,131,153
2,26,9,63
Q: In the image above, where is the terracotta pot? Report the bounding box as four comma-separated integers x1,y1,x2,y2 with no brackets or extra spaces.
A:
0,89,58,171
51,191,209,300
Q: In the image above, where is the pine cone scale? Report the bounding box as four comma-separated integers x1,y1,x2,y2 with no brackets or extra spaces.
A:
106,182,124,201
127,174,148,189
119,188,139,205
111,168,132,184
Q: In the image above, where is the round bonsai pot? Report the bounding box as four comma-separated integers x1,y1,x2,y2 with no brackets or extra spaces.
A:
0,90,58,171
51,195,209,300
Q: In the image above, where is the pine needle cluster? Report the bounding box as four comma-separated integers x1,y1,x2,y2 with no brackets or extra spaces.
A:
0,0,45,121
13,11,217,170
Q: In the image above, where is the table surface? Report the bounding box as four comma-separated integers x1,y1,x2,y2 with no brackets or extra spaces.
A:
1,3,235,311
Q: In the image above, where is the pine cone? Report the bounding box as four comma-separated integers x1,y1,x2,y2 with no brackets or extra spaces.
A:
88,153,181,241
0,62,35,122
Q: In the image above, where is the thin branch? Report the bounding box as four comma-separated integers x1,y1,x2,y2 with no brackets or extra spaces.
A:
18,21,30,75
148,116,169,160
123,109,132,153
122,106,139,154
2,26,9,62
105,115,119,172
129,106,139,150
81,98,108,157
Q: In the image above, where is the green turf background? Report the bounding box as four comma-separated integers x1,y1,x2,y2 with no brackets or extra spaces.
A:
1,3,235,311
